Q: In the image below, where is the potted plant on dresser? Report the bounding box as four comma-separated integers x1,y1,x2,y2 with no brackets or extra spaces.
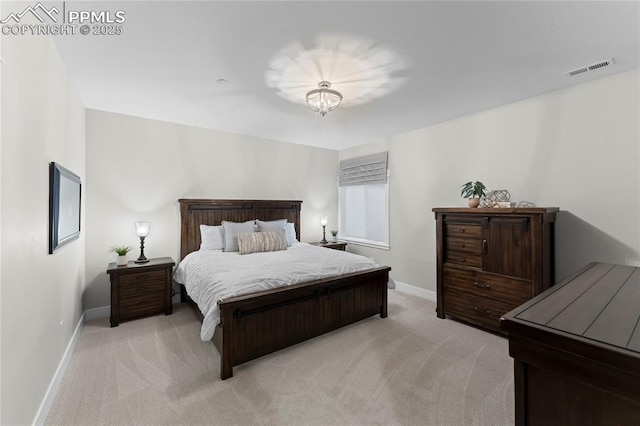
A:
110,245,132,266
460,181,486,208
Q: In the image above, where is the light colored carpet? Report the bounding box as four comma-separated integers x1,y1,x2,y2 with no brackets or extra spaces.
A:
46,291,514,425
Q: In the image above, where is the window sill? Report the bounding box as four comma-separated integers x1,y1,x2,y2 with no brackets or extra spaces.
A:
340,238,390,251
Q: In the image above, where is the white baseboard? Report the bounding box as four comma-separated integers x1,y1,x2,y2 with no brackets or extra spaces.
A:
84,305,110,321
32,312,86,426
32,305,109,425
393,280,436,301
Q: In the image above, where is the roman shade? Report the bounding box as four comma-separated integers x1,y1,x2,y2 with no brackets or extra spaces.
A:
338,152,388,186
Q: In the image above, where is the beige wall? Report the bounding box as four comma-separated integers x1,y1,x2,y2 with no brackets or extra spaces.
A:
0,3,4,423
340,69,640,292
0,32,86,425
84,110,339,309
0,3,3,423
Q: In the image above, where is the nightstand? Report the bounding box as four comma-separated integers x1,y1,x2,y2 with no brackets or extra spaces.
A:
107,257,175,327
310,241,347,251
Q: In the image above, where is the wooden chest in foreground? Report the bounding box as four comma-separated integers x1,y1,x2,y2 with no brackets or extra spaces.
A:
501,262,640,425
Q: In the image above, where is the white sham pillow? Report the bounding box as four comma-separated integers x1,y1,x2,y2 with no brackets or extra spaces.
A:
257,219,299,246
200,224,224,251
286,222,298,246
221,220,256,252
256,219,287,232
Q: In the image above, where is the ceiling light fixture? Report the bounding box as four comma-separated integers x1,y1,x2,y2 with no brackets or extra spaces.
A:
306,81,342,116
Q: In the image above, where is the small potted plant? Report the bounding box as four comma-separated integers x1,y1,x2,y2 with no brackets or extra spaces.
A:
330,230,338,242
460,181,486,208
110,245,132,266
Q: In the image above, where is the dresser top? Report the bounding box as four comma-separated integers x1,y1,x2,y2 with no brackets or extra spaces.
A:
432,207,559,214
502,262,640,358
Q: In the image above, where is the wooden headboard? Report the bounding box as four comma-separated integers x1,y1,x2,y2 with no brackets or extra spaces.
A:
179,199,302,260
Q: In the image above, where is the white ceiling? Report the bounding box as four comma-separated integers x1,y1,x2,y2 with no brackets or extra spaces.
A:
51,1,640,150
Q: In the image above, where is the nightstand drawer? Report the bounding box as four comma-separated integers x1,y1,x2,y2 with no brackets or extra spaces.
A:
120,294,165,319
120,280,166,299
119,270,166,286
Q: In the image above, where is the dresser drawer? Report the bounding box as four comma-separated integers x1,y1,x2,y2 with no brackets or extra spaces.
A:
443,267,531,306
445,223,482,238
446,236,482,254
443,287,516,332
119,270,166,286
445,250,482,268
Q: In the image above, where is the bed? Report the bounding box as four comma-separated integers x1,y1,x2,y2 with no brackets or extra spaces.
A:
176,199,391,380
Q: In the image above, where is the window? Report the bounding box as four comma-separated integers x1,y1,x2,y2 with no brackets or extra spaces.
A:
338,152,389,249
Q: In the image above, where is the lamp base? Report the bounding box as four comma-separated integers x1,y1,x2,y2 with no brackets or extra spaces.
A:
135,236,149,264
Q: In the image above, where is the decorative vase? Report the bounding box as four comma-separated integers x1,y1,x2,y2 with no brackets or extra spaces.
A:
117,255,128,266
468,197,480,208
331,236,338,242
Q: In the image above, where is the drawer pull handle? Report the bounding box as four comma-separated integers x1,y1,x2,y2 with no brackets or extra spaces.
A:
482,239,488,254
459,257,465,262
459,229,465,233
459,243,465,248
474,307,491,316
473,281,490,289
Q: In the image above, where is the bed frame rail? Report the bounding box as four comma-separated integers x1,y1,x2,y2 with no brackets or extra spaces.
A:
215,266,390,379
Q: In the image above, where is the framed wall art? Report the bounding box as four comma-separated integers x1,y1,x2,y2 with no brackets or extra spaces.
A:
49,162,81,253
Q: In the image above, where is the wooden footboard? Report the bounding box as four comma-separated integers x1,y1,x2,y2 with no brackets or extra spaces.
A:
213,266,390,379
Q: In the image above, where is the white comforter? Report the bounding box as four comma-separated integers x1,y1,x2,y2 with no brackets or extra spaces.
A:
173,242,379,341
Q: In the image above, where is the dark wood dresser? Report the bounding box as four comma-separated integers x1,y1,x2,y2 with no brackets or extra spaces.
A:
107,257,175,327
500,262,640,425
433,207,558,333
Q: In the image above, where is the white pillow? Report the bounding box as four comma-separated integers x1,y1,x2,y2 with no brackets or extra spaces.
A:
286,222,298,246
221,220,256,252
200,225,224,251
257,219,299,246
256,219,287,231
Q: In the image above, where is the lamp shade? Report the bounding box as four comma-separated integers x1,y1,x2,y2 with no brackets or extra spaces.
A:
320,216,328,226
135,221,151,237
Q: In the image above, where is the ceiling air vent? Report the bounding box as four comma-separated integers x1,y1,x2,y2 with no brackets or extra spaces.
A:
565,58,614,77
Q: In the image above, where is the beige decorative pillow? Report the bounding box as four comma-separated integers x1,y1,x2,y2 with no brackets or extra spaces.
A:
238,229,288,255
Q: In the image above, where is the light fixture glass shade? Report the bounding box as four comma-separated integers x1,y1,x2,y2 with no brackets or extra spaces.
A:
320,216,328,226
135,221,151,237
306,81,342,116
